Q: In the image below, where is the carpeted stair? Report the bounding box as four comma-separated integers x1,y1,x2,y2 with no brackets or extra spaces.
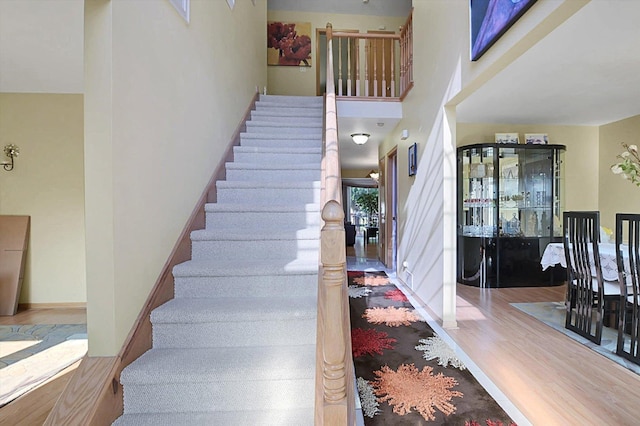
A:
113,95,323,425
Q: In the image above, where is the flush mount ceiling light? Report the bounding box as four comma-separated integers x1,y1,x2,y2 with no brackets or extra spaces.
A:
351,133,370,145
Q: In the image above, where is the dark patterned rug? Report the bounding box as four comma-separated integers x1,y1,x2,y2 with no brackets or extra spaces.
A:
348,271,517,425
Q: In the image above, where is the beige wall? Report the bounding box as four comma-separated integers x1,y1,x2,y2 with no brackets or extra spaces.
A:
0,93,86,305
266,10,407,96
84,0,266,355
598,114,640,229
457,123,599,211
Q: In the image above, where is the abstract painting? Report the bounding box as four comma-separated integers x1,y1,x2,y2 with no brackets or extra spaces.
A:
470,0,537,61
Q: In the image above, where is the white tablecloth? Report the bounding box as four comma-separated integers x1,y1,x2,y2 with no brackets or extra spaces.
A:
540,242,620,282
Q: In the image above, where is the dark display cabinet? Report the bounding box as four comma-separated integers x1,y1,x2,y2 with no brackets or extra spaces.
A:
457,143,566,287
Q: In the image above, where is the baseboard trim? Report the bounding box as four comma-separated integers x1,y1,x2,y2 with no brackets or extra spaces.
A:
18,302,86,310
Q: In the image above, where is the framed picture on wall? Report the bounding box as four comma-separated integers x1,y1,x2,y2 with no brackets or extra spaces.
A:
470,0,538,61
408,143,417,176
267,21,312,66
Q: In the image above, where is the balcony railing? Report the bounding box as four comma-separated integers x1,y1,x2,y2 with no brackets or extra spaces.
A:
329,10,413,101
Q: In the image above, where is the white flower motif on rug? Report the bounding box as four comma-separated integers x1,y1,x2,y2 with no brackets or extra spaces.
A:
415,336,466,370
348,285,372,298
356,376,380,418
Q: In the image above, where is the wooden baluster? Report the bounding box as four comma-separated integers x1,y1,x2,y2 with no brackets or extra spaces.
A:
338,37,343,96
373,41,378,97
380,39,387,98
347,38,352,96
364,41,369,97
390,39,395,97
355,39,361,97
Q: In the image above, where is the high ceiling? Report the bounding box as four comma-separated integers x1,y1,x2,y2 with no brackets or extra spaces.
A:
2,1,639,171
457,0,640,126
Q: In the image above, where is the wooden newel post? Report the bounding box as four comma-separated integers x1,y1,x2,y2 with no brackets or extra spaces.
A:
320,200,348,407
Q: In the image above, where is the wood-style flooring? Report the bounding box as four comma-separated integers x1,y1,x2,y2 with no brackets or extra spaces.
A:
0,307,86,426
4,234,640,424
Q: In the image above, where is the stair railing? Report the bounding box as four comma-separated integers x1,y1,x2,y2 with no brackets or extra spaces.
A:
315,23,354,426
329,8,413,101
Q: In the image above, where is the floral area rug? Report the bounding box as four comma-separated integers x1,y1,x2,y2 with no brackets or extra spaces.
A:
349,271,516,425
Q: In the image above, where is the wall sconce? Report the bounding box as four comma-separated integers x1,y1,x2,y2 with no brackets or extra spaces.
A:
351,133,370,145
369,170,379,183
2,144,19,172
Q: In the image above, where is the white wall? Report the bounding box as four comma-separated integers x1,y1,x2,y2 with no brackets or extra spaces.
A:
0,93,86,305
381,0,588,326
84,0,267,356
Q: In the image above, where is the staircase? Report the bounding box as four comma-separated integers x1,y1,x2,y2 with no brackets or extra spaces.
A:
113,95,324,425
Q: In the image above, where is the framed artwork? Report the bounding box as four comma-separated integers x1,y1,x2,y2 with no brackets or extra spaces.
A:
525,133,548,144
408,143,417,176
267,21,312,66
470,0,537,61
495,133,519,144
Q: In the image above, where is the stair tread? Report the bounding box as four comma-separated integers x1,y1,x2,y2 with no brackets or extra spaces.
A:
234,146,321,153
240,132,322,140
204,202,320,212
152,296,317,323
172,258,319,277
247,120,322,127
121,344,316,384
113,409,313,426
226,162,320,170
190,228,319,241
217,180,320,189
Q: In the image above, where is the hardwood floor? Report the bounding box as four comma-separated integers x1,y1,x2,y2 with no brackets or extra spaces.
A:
5,239,640,424
447,284,640,425
0,307,86,426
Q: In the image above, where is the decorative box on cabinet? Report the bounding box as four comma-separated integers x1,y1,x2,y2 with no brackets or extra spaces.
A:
457,143,565,288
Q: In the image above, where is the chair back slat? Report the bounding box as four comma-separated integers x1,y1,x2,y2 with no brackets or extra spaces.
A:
563,211,605,344
616,213,640,364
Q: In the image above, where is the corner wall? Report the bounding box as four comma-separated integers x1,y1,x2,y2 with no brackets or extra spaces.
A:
0,93,86,305
598,114,640,229
84,0,266,355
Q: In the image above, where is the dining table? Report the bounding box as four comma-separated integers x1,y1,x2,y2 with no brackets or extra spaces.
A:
540,242,621,282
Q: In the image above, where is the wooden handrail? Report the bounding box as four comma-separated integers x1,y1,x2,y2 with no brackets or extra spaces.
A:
315,23,354,426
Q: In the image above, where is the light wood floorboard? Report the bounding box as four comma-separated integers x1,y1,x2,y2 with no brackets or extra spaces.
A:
0,307,86,425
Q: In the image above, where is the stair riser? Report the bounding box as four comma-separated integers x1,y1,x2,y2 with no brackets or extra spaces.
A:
240,132,322,141
174,274,318,299
249,114,322,125
245,125,322,135
259,94,323,104
205,210,320,230
254,106,322,116
191,239,319,261
216,187,320,204
123,379,315,413
231,152,321,164
226,168,320,182
239,138,321,149
152,318,317,349
251,112,322,122
257,99,322,107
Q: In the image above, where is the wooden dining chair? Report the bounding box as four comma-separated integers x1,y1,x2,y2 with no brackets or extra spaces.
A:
615,213,640,364
563,211,620,345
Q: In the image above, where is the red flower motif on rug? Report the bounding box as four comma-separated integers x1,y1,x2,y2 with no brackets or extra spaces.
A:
353,275,391,287
466,420,518,426
351,328,397,358
364,306,423,327
372,363,463,421
384,288,409,302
